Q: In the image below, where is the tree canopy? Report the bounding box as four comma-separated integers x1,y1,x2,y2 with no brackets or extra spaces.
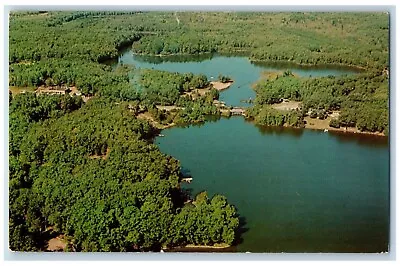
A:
9,95,239,251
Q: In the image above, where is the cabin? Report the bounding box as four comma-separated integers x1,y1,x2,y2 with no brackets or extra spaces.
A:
230,107,246,116
213,100,226,108
37,88,66,95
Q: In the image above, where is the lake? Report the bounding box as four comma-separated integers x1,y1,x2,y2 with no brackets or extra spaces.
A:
117,49,389,253
116,50,363,107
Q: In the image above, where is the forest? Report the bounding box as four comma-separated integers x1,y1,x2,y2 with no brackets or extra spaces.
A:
9,94,239,251
10,12,388,68
247,70,389,134
136,69,221,124
8,11,389,251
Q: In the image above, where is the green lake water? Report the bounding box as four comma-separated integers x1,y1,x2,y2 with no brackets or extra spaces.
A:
117,50,389,253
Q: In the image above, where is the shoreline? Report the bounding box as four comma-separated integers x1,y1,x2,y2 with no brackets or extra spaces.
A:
250,117,387,137
302,116,386,137
129,50,368,72
210,80,234,91
151,112,387,138
132,51,214,58
136,80,235,131
249,58,368,71
303,125,386,137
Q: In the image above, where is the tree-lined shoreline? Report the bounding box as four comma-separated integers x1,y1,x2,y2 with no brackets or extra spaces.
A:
8,11,389,252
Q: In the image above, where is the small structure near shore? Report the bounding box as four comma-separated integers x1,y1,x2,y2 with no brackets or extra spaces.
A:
213,100,226,108
271,100,301,111
182,177,193,183
36,85,85,98
230,107,246,116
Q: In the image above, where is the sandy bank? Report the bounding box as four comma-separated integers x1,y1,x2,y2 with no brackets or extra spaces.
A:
46,235,67,251
250,59,367,72
210,81,234,91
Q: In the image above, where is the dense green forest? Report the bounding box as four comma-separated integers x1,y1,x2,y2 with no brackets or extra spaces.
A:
136,69,221,124
9,11,389,251
9,95,239,251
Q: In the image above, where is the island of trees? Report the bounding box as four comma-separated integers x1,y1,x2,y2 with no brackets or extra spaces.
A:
8,11,389,251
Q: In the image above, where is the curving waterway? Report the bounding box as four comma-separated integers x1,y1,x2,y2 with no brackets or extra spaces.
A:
116,50,389,253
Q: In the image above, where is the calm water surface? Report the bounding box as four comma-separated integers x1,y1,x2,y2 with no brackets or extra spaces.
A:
117,50,361,107
156,118,388,252
117,50,389,252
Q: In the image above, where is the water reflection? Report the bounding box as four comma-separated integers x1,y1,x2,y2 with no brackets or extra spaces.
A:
165,245,237,253
114,47,252,65
328,130,388,148
249,122,305,138
180,167,192,178
251,60,365,74
129,52,214,64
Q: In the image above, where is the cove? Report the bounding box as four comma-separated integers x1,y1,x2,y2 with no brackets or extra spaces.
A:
116,50,389,252
156,118,388,252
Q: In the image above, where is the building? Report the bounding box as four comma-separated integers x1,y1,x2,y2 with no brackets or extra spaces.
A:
230,107,246,116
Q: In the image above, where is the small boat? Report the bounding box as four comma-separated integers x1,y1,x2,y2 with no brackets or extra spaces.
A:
182,177,193,183
158,134,165,137
324,129,328,132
